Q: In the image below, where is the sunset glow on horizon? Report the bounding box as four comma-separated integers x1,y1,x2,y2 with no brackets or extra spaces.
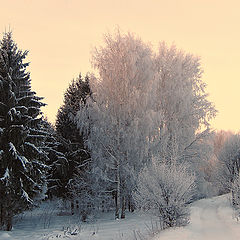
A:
1,0,240,132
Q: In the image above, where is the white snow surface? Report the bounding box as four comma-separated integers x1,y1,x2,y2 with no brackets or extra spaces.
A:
1,194,240,240
0,201,154,240
154,194,240,240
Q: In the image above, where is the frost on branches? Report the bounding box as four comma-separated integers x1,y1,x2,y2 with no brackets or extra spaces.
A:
76,31,154,219
152,43,216,162
152,43,216,199
217,134,240,206
75,29,216,221
134,159,195,228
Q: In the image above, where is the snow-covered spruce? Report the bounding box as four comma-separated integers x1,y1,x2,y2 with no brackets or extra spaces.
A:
0,32,48,231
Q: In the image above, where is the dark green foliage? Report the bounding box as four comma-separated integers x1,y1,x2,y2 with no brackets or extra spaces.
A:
56,74,91,142
0,32,48,230
53,75,91,200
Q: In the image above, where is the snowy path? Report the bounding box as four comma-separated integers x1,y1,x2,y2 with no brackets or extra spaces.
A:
155,195,240,240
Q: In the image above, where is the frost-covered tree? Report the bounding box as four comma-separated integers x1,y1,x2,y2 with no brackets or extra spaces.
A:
0,32,48,230
76,30,217,219
152,42,216,162
134,159,195,228
151,43,216,199
76,31,154,219
217,134,240,204
213,130,233,156
201,130,234,196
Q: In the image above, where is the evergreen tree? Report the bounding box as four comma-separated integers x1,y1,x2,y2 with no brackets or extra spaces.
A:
54,74,91,206
0,32,48,230
39,118,68,199
56,74,91,141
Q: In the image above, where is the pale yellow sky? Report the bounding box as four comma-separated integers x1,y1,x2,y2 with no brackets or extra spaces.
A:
0,0,239,132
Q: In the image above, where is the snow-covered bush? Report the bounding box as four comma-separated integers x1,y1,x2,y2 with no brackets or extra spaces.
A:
134,159,195,228
67,166,115,222
67,175,94,222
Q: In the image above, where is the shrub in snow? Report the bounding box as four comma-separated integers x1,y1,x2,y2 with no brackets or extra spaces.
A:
68,175,93,221
134,159,195,228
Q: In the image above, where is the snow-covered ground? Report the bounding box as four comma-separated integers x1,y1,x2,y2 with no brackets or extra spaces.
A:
0,202,155,240
154,194,240,240
1,194,240,240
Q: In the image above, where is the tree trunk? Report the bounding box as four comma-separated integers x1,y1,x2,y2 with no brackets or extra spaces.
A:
120,177,126,219
0,207,12,231
128,195,134,212
6,211,12,231
232,165,236,206
115,161,120,219
71,199,74,215
120,196,125,219
232,190,236,206
0,204,4,230
114,192,118,217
